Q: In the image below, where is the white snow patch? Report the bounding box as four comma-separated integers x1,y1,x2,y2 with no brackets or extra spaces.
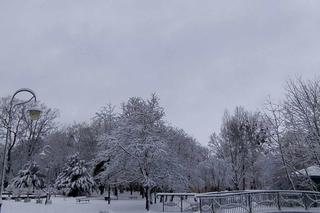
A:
1,197,161,213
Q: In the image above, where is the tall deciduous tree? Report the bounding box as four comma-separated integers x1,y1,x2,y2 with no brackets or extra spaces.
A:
213,107,267,190
264,99,296,189
97,94,187,210
284,78,320,167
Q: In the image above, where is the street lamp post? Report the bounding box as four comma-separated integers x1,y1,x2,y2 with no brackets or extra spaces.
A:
0,88,42,212
39,145,53,204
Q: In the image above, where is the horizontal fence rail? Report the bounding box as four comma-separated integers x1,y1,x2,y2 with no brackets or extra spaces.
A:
157,190,320,213
156,193,198,212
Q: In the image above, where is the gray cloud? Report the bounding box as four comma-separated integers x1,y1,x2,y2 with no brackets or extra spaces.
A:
1,0,320,144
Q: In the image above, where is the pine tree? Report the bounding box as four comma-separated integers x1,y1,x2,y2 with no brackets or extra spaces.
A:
10,161,44,192
55,153,95,196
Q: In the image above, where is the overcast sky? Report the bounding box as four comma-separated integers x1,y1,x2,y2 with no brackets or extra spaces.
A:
1,1,320,145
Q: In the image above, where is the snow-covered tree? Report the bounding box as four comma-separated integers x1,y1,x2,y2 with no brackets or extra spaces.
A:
96,94,187,210
259,78,320,190
163,126,208,192
55,153,95,197
212,107,268,190
198,156,232,191
92,104,119,195
9,161,44,192
283,78,320,168
67,123,99,161
93,103,118,135
264,99,297,189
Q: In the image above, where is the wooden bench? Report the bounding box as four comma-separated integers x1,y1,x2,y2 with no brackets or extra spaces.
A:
76,198,90,203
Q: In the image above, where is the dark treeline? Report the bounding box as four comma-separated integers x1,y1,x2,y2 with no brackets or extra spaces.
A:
0,77,320,210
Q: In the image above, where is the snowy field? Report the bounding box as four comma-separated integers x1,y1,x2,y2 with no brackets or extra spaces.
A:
1,197,163,213
3,192,320,213
2,197,320,213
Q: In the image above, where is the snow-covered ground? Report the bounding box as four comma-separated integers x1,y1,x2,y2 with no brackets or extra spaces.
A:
2,197,320,213
1,197,163,213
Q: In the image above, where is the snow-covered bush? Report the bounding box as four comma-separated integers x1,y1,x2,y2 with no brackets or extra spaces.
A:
9,161,44,193
55,152,95,196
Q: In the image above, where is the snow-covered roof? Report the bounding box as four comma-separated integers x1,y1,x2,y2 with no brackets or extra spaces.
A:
298,166,320,177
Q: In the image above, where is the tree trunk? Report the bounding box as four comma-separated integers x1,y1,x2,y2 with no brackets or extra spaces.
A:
145,186,150,211
114,186,118,199
130,184,133,195
149,190,153,205
107,185,111,204
119,185,124,193
140,186,145,198
5,146,14,188
98,185,105,195
242,164,246,190
279,143,296,190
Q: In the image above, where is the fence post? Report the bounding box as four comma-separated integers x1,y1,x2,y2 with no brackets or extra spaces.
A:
180,196,183,212
211,199,214,213
277,192,281,211
199,198,202,213
303,193,308,210
248,193,252,213
162,195,165,212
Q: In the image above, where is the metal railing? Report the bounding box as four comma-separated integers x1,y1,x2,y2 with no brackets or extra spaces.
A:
156,193,198,212
157,190,320,213
196,190,320,213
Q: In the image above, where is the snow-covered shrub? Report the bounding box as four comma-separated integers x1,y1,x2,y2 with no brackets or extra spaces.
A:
9,161,44,193
55,152,95,196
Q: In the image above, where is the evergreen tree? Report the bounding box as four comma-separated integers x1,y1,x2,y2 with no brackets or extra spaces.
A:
55,153,95,196
10,161,44,192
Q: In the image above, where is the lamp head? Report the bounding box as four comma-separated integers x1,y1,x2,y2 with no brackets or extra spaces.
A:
28,107,42,120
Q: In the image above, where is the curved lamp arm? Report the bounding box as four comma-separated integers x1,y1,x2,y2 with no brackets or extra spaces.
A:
10,88,37,109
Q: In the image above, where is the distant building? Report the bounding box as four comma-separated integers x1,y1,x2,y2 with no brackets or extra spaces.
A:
298,166,320,189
